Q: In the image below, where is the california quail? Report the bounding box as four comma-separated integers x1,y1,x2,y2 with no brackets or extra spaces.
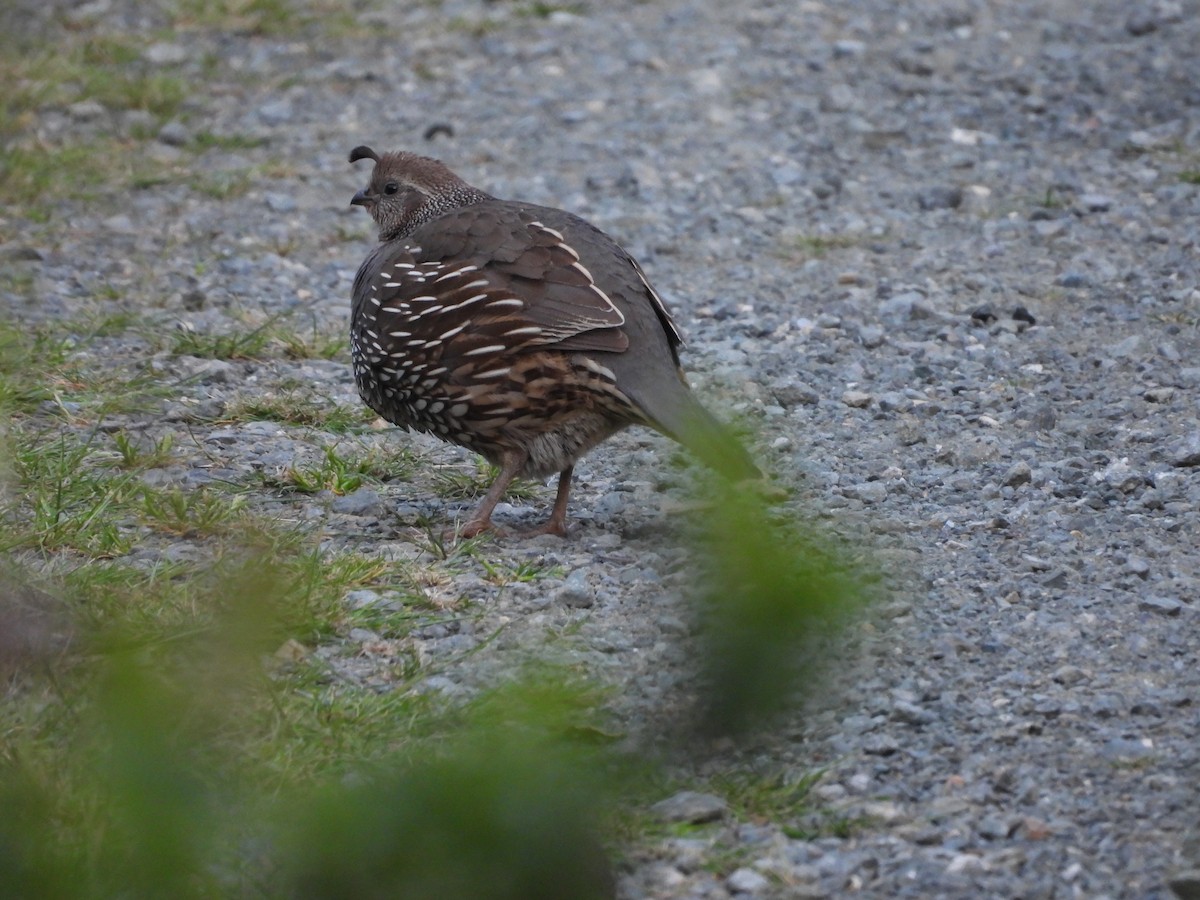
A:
348,146,759,537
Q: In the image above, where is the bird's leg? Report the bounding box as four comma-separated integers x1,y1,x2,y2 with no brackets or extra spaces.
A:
458,448,528,538
527,465,574,538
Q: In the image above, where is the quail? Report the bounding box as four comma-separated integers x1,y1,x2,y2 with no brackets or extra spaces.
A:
347,146,759,537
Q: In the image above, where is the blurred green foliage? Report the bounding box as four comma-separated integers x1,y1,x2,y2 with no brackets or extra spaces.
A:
0,474,874,898
689,481,873,738
281,680,615,900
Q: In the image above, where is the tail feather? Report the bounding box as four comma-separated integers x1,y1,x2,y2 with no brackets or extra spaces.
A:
633,378,761,481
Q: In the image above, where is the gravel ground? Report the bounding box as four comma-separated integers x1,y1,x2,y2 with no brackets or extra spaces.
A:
4,0,1200,897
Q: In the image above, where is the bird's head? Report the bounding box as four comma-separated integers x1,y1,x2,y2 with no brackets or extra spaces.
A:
348,146,489,241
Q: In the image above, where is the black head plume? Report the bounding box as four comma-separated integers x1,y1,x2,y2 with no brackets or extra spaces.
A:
348,145,381,165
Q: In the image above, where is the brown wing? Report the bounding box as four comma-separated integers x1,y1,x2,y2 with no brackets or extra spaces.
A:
398,203,631,354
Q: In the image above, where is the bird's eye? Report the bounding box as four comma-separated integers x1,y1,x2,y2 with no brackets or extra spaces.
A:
383,182,399,195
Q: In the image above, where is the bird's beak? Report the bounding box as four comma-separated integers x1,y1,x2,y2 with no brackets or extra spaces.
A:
350,189,372,208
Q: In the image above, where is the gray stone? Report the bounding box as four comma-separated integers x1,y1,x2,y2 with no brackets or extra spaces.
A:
978,816,1012,839
68,100,106,121
1051,665,1087,685
1078,193,1113,212
858,324,885,348
193,359,236,384
1138,596,1184,617
862,733,901,755
1126,556,1151,579
555,570,595,608
1125,12,1158,36
820,83,859,113
266,193,297,213
890,699,935,726
157,121,190,146
345,589,382,609
773,381,821,408
726,867,770,894
1002,461,1032,487
1103,737,1156,761
879,291,933,321
650,791,728,825
1056,271,1088,288
917,185,964,210
1170,433,1200,467
144,42,190,64
843,481,888,504
330,488,383,516
833,40,866,57
1108,334,1145,358
1125,121,1184,152
258,100,294,125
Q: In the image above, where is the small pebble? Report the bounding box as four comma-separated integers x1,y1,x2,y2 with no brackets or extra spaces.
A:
1125,12,1158,35
970,304,997,324
1138,596,1184,617
1002,461,1032,487
650,792,728,825
330,488,382,516
157,121,190,146
916,185,964,210
726,867,771,894
1170,434,1200,467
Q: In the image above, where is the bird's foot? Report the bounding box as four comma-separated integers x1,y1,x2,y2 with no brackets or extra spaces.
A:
519,516,569,539
454,517,502,541
453,519,568,541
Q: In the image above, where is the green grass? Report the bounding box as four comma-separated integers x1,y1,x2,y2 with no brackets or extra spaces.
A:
610,763,869,884
170,316,347,362
0,1,357,215
431,460,541,502
1036,186,1067,209
187,167,257,200
164,0,366,36
277,322,349,361
773,230,862,262
712,768,822,825
170,322,276,360
443,0,585,38
138,486,249,537
108,431,179,470
1,144,127,209
2,429,136,556
473,554,558,586
0,321,175,425
224,391,375,433
0,35,186,208
261,443,419,495
1,36,187,125
188,131,269,152
516,1,586,16
0,322,72,413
